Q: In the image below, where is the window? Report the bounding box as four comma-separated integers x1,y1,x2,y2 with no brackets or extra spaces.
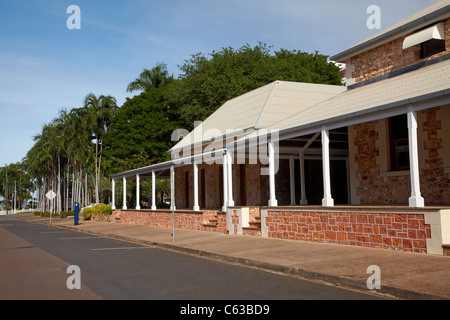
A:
403,22,446,59
420,39,446,59
389,114,410,171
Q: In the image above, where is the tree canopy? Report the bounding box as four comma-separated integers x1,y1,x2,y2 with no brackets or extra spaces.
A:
102,85,181,174
2,43,343,210
168,44,342,129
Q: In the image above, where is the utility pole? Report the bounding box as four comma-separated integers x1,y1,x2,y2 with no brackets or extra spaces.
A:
5,165,8,215
14,181,17,213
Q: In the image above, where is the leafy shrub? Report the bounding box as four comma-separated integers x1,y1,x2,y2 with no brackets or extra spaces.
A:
60,210,74,218
82,204,112,220
33,211,74,218
34,211,56,217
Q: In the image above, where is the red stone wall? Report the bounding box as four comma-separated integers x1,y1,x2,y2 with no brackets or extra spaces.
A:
350,18,450,84
113,209,227,233
443,245,450,257
421,107,450,205
265,210,431,253
353,120,410,205
351,106,450,206
174,160,265,209
175,164,223,210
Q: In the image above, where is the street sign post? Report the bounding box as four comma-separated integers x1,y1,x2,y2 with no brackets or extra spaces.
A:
46,190,56,223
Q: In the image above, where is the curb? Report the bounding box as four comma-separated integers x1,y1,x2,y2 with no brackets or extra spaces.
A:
25,218,446,300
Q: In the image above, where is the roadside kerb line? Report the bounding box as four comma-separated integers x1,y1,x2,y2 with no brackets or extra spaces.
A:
60,236,102,240
92,246,153,251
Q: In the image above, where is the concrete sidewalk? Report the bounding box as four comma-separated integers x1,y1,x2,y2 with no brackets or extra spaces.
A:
20,215,450,300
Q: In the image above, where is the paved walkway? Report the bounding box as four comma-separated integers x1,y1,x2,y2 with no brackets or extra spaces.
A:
19,215,450,300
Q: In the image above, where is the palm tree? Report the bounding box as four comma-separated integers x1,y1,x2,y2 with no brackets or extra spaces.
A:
127,62,172,93
66,107,91,208
27,123,56,212
83,93,117,204
51,108,71,214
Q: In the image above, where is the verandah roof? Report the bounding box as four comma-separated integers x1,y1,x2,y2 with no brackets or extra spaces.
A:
111,149,225,179
112,58,450,179
230,58,450,149
169,81,346,154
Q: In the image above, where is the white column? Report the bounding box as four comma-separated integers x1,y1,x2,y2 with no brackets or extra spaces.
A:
226,149,235,206
299,152,308,205
268,140,278,207
151,171,156,210
222,152,228,212
193,161,200,211
321,128,334,207
289,156,296,205
408,108,425,207
111,179,116,210
122,177,127,210
170,166,176,211
135,174,141,210
170,165,175,242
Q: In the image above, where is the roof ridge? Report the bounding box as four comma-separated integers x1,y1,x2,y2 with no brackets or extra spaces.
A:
253,81,280,129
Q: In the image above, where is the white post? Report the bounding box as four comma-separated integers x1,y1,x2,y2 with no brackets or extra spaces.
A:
299,152,308,205
289,156,296,205
268,140,278,207
136,174,141,210
122,177,127,210
151,171,157,210
170,166,176,211
111,179,116,210
222,152,228,212
226,149,235,206
193,161,200,211
170,165,175,242
14,181,17,214
408,108,425,207
321,128,334,207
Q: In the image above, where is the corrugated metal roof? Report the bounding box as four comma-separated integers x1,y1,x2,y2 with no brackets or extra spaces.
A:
331,0,450,62
170,81,345,152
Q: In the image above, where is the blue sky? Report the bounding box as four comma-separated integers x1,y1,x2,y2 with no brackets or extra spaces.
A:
0,0,438,166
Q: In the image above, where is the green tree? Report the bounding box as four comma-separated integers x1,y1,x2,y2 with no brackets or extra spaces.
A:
83,93,118,203
0,163,33,211
169,43,343,129
127,62,173,93
102,86,179,175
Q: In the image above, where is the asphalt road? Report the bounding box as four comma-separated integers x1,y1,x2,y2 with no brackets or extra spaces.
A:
0,215,385,302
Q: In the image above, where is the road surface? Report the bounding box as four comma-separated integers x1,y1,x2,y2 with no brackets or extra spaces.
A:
0,215,385,305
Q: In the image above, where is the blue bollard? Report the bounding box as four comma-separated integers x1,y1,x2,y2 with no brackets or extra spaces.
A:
74,203,79,225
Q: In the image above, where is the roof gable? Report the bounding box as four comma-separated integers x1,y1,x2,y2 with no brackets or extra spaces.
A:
332,0,450,62
170,81,345,153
